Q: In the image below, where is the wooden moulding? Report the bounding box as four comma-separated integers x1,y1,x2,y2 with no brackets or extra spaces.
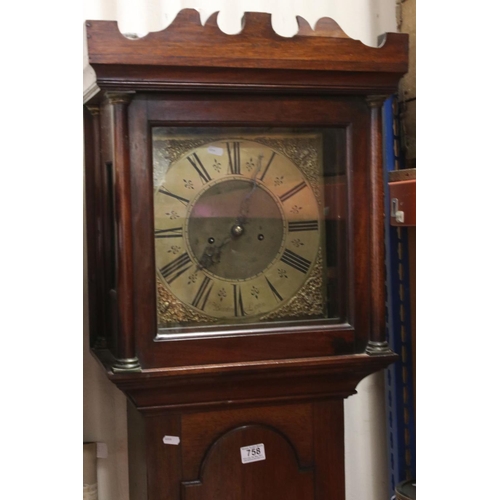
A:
85,9,408,95
93,349,397,411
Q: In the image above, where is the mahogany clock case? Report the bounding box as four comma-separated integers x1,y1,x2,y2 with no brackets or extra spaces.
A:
84,14,408,500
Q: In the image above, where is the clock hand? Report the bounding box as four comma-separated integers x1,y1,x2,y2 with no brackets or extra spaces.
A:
236,154,264,226
197,236,232,270
199,156,265,269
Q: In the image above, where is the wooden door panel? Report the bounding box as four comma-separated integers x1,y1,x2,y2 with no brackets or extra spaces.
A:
181,425,314,500
181,403,313,478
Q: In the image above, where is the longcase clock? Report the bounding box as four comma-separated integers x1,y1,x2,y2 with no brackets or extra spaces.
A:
84,11,408,500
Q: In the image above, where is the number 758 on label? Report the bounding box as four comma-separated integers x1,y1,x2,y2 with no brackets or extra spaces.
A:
240,443,266,464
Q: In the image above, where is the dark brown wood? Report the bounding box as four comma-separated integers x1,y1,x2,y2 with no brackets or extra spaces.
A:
127,401,148,500
313,399,346,500
128,94,370,368
85,10,408,96
84,106,99,347
93,351,397,412
144,413,183,499
99,102,118,353
182,425,314,500
106,92,139,370
107,353,396,500
366,96,388,352
180,403,314,478
83,14,409,500
87,11,407,71
84,105,108,348
126,398,353,500
89,64,407,97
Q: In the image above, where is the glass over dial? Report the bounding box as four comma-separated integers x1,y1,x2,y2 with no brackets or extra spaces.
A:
153,135,324,324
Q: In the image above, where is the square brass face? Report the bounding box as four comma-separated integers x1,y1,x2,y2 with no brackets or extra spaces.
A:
152,127,346,331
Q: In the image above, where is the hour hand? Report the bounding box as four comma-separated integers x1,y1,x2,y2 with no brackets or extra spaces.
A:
198,237,231,269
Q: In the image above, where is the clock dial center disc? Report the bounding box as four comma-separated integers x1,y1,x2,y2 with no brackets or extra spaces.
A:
186,178,285,281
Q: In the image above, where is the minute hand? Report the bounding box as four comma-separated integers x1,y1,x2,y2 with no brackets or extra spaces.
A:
236,154,264,225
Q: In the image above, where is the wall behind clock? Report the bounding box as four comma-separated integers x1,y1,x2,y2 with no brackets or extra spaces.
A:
82,2,399,500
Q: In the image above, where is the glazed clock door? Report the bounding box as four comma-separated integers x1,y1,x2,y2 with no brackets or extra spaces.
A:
128,95,371,369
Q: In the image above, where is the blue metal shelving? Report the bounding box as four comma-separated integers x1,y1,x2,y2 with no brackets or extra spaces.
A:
382,96,416,496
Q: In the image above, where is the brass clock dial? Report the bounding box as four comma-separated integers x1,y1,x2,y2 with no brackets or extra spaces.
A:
153,132,325,326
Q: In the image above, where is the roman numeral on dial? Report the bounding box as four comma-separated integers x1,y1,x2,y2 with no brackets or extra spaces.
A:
227,142,241,175
265,277,283,303
159,252,192,284
279,181,307,203
187,153,211,184
288,220,319,232
192,276,213,311
154,227,183,238
232,284,246,317
280,249,312,274
159,187,189,206
258,152,276,181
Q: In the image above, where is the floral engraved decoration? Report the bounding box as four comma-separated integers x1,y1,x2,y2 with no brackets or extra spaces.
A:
213,159,222,172
166,210,179,220
168,245,181,255
278,268,288,279
246,158,255,172
187,272,198,285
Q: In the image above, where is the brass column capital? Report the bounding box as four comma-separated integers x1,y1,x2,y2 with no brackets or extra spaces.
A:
366,95,387,108
85,104,100,115
105,91,135,106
